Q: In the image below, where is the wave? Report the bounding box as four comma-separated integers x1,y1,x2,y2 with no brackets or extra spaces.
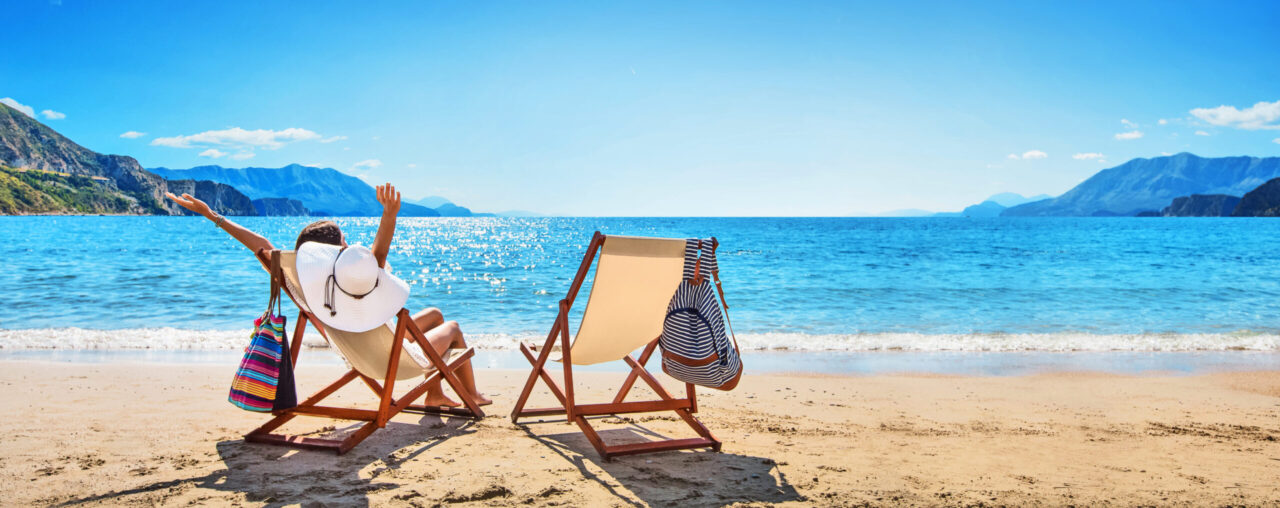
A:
3,328,1279,352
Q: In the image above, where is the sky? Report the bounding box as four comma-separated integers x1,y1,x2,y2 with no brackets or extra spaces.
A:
4,1,1280,216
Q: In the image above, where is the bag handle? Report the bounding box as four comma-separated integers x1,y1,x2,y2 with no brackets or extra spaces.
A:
265,250,283,318
703,238,740,356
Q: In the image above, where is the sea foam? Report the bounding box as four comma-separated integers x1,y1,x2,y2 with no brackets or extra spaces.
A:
2,328,1278,352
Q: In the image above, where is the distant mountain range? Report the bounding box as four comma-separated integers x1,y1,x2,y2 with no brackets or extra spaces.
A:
149,164,453,216
1002,153,1280,217
931,192,1053,217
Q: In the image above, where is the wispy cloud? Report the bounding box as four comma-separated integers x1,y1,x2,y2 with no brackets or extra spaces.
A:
1273,138,1280,145
1194,130,1210,136
1190,99,1280,130
352,159,382,170
1115,130,1144,140
151,127,322,149
1121,118,1138,129
320,135,347,143
407,163,417,168
1158,119,1168,125
119,131,146,139
1008,150,1047,160
230,152,255,161
0,97,35,117
40,109,65,120
1073,152,1106,161
198,149,227,158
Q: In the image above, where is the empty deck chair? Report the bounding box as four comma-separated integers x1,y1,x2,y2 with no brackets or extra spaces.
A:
244,249,486,454
510,232,722,460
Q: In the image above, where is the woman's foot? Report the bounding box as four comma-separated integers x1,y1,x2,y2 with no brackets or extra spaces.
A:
419,383,460,406
473,393,494,406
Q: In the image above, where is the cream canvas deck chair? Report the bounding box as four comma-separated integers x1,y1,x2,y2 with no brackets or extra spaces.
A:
245,249,486,454
511,232,722,460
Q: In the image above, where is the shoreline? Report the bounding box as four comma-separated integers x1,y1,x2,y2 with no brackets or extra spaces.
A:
2,349,1279,376
2,361,1276,506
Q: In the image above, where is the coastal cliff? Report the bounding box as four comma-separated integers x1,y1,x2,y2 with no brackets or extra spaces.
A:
0,102,255,215
1161,194,1241,217
1230,177,1280,217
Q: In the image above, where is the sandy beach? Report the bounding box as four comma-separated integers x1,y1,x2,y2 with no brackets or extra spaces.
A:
0,360,1277,507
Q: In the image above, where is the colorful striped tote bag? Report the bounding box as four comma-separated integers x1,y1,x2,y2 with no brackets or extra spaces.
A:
229,252,298,412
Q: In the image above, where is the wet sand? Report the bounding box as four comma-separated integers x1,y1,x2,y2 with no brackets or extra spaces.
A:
1,361,1278,506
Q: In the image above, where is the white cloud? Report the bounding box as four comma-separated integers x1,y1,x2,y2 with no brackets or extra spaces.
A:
151,127,322,149
230,152,255,161
1195,130,1210,136
352,159,382,170
1073,152,1106,160
40,109,65,120
1273,138,1280,145
1121,118,1138,129
0,97,35,117
119,131,146,139
1158,119,1168,125
1006,150,1047,160
320,135,347,143
198,149,227,158
1115,130,1144,140
407,163,417,168
1190,100,1280,130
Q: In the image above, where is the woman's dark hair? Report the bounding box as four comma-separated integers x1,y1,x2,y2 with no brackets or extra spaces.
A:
295,220,343,249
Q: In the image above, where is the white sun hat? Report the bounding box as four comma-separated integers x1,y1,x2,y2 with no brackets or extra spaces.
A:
295,242,410,333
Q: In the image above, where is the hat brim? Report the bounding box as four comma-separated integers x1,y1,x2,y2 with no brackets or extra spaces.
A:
295,242,410,333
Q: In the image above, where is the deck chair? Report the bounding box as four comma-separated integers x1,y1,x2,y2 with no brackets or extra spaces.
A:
244,249,486,454
510,232,722,460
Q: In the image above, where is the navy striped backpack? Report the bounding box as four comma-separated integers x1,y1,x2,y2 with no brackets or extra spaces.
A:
659,238,743,390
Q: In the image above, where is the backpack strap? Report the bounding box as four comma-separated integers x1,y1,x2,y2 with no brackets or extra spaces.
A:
702,238,740,356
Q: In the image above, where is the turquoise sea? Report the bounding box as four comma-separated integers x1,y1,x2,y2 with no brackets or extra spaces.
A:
4,216,1280,360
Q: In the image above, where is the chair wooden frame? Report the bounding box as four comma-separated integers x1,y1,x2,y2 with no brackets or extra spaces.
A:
510,232,722,461
245,249,486,455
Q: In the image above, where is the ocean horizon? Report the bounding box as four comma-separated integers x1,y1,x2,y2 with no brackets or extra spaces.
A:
6,215,1280,354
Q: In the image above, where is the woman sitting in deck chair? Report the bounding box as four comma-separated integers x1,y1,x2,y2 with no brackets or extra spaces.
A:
166,183,491,408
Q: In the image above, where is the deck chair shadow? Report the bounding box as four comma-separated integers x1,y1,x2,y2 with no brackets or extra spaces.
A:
511,232,722,460
245,249,486,454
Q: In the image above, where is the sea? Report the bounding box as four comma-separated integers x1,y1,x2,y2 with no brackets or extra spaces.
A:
4,216,1280,374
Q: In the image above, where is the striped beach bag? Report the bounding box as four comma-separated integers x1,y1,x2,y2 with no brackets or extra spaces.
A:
228,252,297,412
659,238,743,391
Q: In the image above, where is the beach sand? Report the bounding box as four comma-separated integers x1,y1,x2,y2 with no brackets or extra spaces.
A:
1,360,1278,507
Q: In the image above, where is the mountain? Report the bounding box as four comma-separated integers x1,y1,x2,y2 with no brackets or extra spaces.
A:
1002,153,1280,217
412,196,453,208
0,102,254,215
1159,194,1241,217
1231,178,1280,217
873,208,936,217
252,197,310,216
985,192,1053,208
433,202,472,217
959,200,1008,217
149,164,439,216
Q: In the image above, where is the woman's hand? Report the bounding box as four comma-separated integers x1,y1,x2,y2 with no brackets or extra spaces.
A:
165,192,213,217
376,183,401,217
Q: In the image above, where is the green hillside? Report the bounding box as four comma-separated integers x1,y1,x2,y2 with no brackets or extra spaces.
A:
0,164,153,214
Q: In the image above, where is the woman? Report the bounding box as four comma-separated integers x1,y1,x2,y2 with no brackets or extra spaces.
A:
166,184,491,407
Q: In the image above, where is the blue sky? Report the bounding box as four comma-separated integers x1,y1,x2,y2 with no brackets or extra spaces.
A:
4,1,1280,215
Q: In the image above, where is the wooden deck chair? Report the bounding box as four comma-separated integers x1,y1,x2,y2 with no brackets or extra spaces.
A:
244,249,486,454
510,232,722,460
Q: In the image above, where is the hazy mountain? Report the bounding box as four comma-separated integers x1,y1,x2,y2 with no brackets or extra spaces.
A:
985,192,1053,208
0,102,254,215
959,200,1008,217
412,196,453,208
252,197,310,216
149,164,439,216
1002,153,1280,217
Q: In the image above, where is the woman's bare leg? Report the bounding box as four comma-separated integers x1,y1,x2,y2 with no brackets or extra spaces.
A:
412,312,492,407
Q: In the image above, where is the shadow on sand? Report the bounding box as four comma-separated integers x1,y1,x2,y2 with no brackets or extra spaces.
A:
519,417,803,507
54,414,477,507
